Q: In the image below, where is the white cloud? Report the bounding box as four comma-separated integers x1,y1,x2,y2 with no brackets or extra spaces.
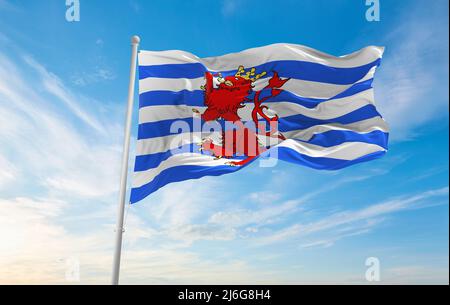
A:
23,55,106,133
246,191,282,204
0,153,18,187
137,173,388,245
0,50,123,200
71,67,117,87
0,193,275,284
374,1,449,140
66,42,117,87
0,197,71,284
257,187,449,246
299,218,383,249
209,199,301,228
385,265,449,284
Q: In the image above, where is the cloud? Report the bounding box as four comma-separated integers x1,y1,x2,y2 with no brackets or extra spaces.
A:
0,40,130,282
374,1,449,140
246,191,282,204
256,187,449,246
382,265,449,284
68,41,117,87
140,173,388,245
71,67,117,87
298,218,383,249
0,197,71,284
0,153,18,187
0,49,124,200
125,174,375,246
0,192,274,284
23,56,106,133
209,199,301,228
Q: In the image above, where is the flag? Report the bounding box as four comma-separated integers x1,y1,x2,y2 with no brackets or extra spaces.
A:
130,43,388,204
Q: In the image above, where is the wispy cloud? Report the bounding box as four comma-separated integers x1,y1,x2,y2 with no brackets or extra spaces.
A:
0,153,18,187
256,187,449,246
0,45,124,201
23,55,106,133
374,1,449,140
382,265,449,284
0,36,130,282
299,218,384,249
137,173,399,246
0,192,274,284
71,67,116,87
68,39,117,87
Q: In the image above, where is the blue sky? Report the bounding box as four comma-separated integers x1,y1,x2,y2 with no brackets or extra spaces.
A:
0,0,448,284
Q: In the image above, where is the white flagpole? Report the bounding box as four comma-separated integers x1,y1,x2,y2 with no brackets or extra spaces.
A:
111,35,140,285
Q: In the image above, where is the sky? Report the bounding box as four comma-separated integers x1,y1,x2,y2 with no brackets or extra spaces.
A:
0,0,448,284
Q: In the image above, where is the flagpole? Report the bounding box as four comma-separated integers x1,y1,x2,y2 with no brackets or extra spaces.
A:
111,35,140,285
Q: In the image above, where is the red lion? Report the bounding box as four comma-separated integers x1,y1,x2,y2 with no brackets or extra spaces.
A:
193,65,290,166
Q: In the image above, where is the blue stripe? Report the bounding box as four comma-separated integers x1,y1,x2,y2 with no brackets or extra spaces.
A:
130,164,241,204
134,143,246,172
130,148,386,204
134,130,388,172
137,104,381,140
139,90,205,108
298,130,388,149
139,79,374,109
275,147,386,170
139,59,381,85
278,104,381,132
134,144,194,172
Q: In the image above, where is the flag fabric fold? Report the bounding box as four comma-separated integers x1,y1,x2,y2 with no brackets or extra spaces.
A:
130,43,388,204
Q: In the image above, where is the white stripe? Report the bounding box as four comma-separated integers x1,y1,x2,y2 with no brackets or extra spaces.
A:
276,140,385,160
283,118,388,141
139,89,375,123
139,43,384,69
132,140,386,188
135,116,389,156
132,153,241,188
256,119,389,147
139,66,375,99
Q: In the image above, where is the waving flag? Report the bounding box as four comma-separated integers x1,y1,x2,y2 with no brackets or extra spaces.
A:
130,43,388,204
